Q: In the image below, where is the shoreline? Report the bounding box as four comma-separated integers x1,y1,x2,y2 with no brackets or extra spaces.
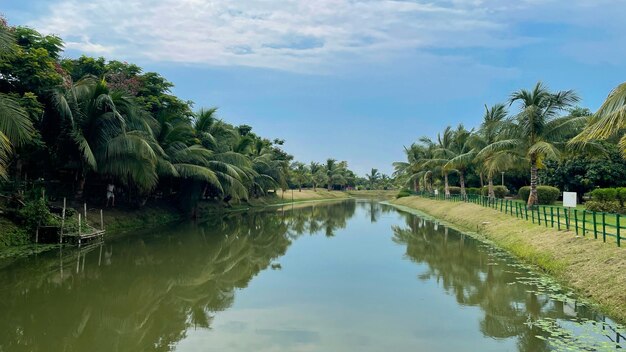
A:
389,196,626,324
1,190,394,260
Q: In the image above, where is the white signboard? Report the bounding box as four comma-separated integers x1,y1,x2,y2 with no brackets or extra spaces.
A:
434,189,439,196
563,192,577,208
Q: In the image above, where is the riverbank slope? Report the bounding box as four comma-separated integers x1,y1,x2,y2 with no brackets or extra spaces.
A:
391,196,626,323
0,189,356,258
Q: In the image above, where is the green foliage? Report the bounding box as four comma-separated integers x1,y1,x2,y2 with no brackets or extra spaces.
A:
588,187,626,213
518,186,560,205
584,200,623,214
448,186,461,195
542,142,626,195
396,188,413,199
590,188,618,202
466,187,481,195
481,185,509,198
17,198,55,234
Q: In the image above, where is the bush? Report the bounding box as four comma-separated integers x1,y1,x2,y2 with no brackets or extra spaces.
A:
617,188,626,207
591,188,618,202
448,186,461,195
585,200,623,213
396,188,413,199
518,186,560,205
466,187,481,195
481,185,509,199
17,198,55,234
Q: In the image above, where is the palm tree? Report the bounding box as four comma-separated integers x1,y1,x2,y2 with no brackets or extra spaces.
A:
290,162,309,192
0,94,33,179
0,24,34,179
479,82,581,206
420,127,455,197
309,162,322,191
571,82,626,156
324,159,347,191
472,104,508,199
444,125,472,198
51,76,161,198
366,168,381,189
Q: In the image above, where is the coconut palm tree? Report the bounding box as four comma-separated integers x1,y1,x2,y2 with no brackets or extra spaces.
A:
444,125,472,198
419,127,456,197
366,168,381,189
479,82,581,206
471,104,508,198
290,162,309,192
51,75,161,197
0,94,33,179
571,82,626,156
0,24,34,179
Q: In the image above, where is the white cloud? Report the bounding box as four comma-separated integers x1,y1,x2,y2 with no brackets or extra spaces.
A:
28,0,624,72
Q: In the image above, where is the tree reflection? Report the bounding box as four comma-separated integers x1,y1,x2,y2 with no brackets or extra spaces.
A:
0,201,358,352
392,217,608,352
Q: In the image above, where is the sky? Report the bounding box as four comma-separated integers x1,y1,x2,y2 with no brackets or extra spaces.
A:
2,0,626,175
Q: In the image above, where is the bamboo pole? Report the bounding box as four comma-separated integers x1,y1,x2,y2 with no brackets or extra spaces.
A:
100,209,104,230
78,213,82,247
60,197,66,244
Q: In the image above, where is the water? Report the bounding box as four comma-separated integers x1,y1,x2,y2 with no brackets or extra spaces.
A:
0,200,623,351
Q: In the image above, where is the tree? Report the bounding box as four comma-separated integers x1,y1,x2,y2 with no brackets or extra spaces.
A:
572,82,626,156
366,168,381,189
472,104,509,198
0,24,34,179
480,82,581,206
290,162,310,192
444,125,472,198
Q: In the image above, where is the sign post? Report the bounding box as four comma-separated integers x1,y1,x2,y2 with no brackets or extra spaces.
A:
563,192,577,232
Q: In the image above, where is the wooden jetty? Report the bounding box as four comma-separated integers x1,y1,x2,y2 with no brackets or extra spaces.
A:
36,198,106,246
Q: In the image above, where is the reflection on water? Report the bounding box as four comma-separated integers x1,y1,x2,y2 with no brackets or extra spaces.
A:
0,200,622,351
392,212,624,351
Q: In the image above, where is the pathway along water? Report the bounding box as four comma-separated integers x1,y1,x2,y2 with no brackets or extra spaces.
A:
0,200,623,351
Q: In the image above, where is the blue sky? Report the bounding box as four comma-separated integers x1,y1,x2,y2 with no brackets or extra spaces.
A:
3,0,626,175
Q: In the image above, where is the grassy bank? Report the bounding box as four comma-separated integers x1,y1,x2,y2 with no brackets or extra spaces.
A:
391,196,626,323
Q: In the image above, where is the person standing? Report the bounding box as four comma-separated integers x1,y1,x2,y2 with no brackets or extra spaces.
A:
106,183,115,207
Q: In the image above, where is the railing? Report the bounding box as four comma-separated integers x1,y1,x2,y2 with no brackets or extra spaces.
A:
417,192,623,247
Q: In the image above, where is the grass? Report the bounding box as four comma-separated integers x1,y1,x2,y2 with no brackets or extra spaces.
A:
391,196,626,324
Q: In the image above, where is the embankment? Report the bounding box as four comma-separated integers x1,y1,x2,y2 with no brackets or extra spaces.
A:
391,196,626,323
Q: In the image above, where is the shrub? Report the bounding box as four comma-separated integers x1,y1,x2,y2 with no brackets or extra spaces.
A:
617,188,626,207
591,188,618,202
481,185,509,199
448,186,461,195
518,186,560,205
466,187,481,195
585,200,623,213
17,198,55,235
396,188,413,199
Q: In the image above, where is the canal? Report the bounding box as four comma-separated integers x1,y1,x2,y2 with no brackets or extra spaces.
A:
0,200,623,351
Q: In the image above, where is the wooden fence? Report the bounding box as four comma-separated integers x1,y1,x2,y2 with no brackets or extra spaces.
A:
418,192,623,247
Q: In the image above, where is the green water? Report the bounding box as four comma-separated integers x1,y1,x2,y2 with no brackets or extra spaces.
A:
0,200,623,351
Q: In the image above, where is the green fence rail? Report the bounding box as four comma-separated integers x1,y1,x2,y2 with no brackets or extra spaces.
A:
417,192,623,247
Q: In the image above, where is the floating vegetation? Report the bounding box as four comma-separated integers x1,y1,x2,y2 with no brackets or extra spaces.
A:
515,275,582,305
528,317,625,351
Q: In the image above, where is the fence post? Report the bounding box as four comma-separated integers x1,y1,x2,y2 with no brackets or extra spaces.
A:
593,211,598,239
582,210,586,236
543,207,548,227
617,214,621,247
557,207,561,230
574,209,578,236
564,208,570,231
550,207,554,228
531,206,535,224
525,205,528,221
602,212,606,243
